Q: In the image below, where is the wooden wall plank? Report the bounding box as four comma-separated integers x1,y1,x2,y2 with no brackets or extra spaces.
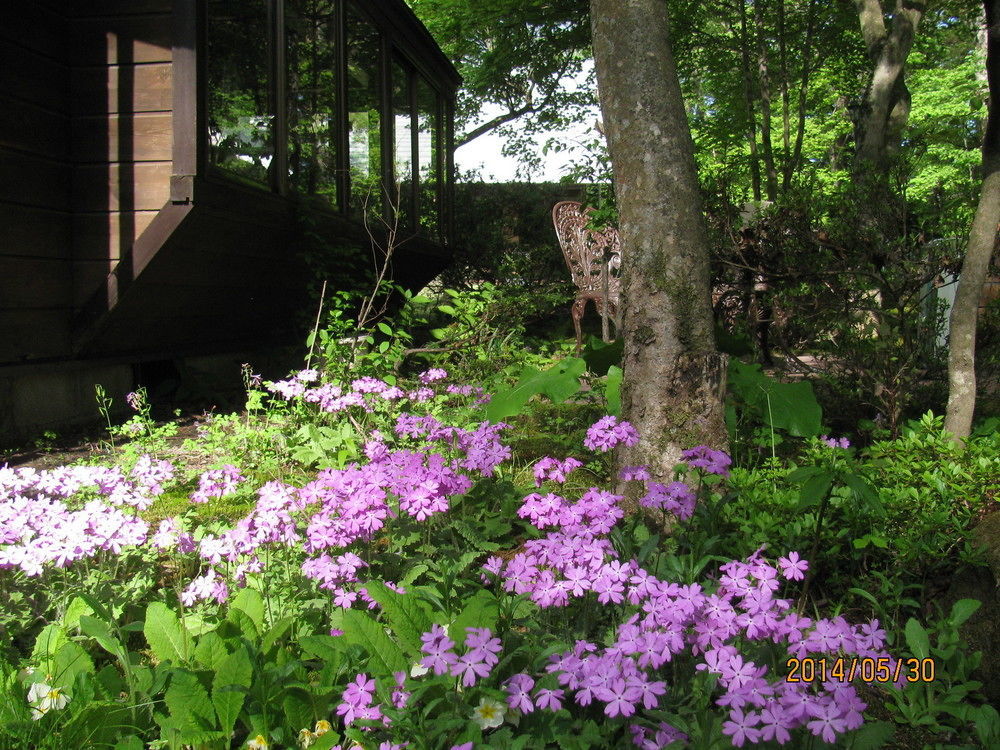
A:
0,310,71,362
68,1,174,18
0,258,72,309
0,39,69,112
72,15,173,66
0,94,69,159
72,63,173,115
72,210,160,260
0,4,68,62
0,148,71,210
73,162,172,212
0,205,72,260
72,112,173,162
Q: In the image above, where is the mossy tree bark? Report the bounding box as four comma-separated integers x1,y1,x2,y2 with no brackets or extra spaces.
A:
590,0,728,483
945,0,1000,441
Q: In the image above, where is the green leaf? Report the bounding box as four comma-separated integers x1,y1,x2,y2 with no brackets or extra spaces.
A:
113,736,145,750
949,598,981,627
605,365,622,416
847,720,894,749
485,358,585,420
582,336,623,374
229,588,265,632
448,590,499,642
377,322,393,335
144,602,189,666
30,623,68,669
52,641,95,690
341,609,407,677
378,340,390,353
797,471,834,510
63,596,96,631
728,360,823,436
364,581,433,658
904,618,930,659
261,616,296,655
299,634,345,665
79,616,126,661
194,632,230,672
212,645,252,736
165,669,216,736
282,688,314,735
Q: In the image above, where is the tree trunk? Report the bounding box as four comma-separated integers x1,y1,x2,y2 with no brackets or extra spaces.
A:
590,0,729,483
853,0,925,169
946,0,1000,441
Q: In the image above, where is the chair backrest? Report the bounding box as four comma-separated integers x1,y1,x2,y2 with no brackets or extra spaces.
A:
552,201,622,296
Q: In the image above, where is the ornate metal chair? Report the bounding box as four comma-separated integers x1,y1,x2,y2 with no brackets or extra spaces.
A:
552,201,622,355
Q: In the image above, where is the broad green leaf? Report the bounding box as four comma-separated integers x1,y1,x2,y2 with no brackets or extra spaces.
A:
949,598,981,627
364,581,432,657
904,618,930,660
582,336,623,374
605,365,622,416
796,471,834,510
728,360,823,436
299,634,345,666
194,632,230,672
52,641,94,690
485,358,585,420
229,588,265,632
113,736,144,750
63,596,96,631
212,645,252,736
341,609,407,676
144,602,189,666
448,590,499,642
165,669,216,737
847,720,894,749
30,623,68,669
261,616,296,655
79,615,126,661
282,688,314,735
227,608,259,641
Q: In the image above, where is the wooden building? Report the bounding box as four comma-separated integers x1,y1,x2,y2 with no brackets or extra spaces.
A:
0,0,460,440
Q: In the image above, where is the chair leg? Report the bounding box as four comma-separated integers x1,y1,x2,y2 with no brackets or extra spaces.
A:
572,298,586,356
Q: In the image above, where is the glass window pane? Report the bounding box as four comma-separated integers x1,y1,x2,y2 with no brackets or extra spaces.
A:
346,4,383,219
286,0,338,205
392,58,413,228
206,0,273,184
415,76,439,237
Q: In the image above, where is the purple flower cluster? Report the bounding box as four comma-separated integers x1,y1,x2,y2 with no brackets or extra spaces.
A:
583,416,640,452
419,625,501,688
190,464,243,504
639,481,697,520
681,445,733,477
336,673,387,727
267,367,490,415
532,456,583,487
131,454,174,496
0,464,152,575
820,435,851,449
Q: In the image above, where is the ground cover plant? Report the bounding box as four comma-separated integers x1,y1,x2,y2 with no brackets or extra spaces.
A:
1,342,999,749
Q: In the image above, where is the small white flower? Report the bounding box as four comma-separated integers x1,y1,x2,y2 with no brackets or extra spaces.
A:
38,686,70,712
27,682,49,703
410,661,429,678
247,735,269,750
472,697,506,730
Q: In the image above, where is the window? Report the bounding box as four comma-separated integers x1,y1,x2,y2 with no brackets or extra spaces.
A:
346,4,383,220
206,0,273,183
415,75,440,237
392,58,414,228
286,0,339,205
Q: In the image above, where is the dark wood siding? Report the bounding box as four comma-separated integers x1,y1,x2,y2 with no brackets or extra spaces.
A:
0,3,73,363
69,2,174,310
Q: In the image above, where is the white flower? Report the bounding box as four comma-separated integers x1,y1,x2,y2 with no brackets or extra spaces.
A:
472,697,506,730
27,682,69,719
410,661,429,678
38,686,70,712
247,735,269,750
